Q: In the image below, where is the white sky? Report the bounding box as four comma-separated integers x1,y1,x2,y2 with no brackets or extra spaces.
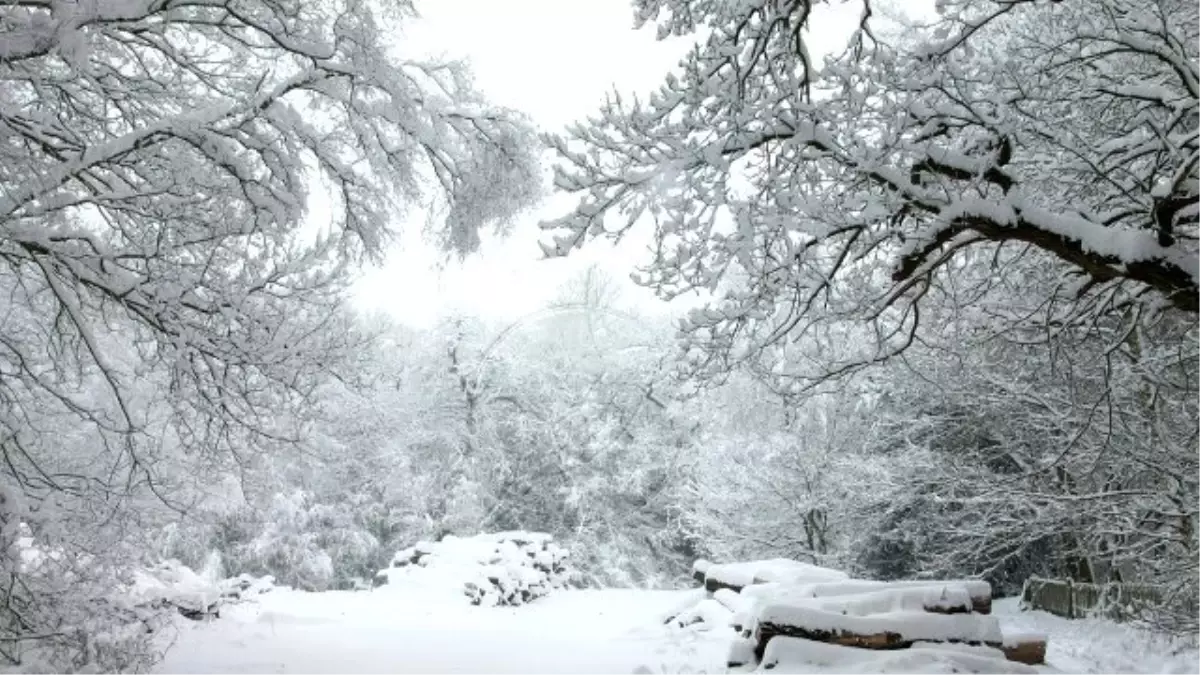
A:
352,0,689,327
350,0,898,328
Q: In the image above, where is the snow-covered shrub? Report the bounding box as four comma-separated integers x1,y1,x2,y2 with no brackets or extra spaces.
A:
1150,579,1200,638
0,548,276,672
374,531,570,606
204,490,396,592
0,528,169,673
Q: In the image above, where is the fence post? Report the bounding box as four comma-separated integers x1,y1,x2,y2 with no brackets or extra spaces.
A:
1067,578,1075,619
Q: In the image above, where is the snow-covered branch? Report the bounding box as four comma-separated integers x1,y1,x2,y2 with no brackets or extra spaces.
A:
543,0,1199,387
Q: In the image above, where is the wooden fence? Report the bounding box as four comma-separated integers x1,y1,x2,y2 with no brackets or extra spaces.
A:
1020,576,1164,621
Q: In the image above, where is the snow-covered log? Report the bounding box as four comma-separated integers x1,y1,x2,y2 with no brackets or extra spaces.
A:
692,558,1034,671
753,606,1004,660
1001,633,1048,666
740,579,993,615
754,636,1037,674
703,558,848,592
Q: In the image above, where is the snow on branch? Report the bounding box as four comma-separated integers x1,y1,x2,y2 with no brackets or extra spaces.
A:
542,0,1199,386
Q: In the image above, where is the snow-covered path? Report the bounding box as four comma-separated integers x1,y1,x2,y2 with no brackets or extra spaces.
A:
154,588,730,674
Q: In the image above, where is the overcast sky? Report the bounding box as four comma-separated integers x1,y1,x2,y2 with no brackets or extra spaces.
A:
351,1,889,328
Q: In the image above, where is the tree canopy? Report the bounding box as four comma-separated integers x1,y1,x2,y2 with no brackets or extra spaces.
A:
543,0,1198,389
0,1,540,667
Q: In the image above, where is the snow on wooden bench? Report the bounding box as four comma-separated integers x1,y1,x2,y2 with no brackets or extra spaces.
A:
703,558,848,592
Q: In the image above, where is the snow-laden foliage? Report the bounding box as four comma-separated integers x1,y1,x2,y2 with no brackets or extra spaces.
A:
0,518,167,673
684,414,886,573
405,297,699,588
854,311,1198,623
0,528,277,672
340,273,702,589
0,0,540,669
543,0,1198,390
680,332,1197,627
202,490,377,592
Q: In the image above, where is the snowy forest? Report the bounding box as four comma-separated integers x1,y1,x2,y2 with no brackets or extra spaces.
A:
0,0,1197,672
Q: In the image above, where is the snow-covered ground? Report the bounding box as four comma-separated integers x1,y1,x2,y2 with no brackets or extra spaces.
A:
153,587,729,674
152,588,1198,674
993,598,1198,675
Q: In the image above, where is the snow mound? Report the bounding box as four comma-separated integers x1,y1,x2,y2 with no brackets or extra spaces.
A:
373,531,571,607
668,598,737,632
126,559,276,620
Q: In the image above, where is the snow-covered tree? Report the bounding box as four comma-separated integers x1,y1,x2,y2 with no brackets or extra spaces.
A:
0,0,540,667
684,384,889,571
421,282,698,587
542,0,1197,388
540,0,1198,627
